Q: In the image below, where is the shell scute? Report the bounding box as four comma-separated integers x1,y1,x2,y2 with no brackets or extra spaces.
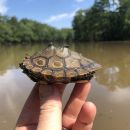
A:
32,57,46,67
53,70,65,78
41,69,52,75
80,57,93,66
65,57,80,69
66,69,77,78
32,67,42,73
26,64,33,70
48,56,64,69
76,68,87,76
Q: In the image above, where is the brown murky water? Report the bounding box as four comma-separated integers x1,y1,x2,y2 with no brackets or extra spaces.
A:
0,42,130,130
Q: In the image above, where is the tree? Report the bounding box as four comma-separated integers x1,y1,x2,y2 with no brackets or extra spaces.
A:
72,0,130,41
0,15,74,44
73,10,86,41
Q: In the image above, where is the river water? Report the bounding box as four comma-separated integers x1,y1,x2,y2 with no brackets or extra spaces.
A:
0,42,130,130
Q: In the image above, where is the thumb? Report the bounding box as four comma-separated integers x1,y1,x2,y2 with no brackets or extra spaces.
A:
37,83,66,130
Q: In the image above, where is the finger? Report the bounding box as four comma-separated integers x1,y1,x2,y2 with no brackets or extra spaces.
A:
15,84,40,129
62,82,91,128
15,125,36,130
37,83,66,130
72,102,96,130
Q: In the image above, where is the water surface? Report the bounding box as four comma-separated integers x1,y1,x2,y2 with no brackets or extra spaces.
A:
0,42,130,130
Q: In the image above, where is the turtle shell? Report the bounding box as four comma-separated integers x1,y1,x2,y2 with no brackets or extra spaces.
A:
20,44,101,84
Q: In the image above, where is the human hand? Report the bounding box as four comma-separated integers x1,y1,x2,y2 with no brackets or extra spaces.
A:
15,82,96,130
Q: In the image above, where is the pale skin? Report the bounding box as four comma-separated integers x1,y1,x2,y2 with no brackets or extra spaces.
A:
15,82,96,130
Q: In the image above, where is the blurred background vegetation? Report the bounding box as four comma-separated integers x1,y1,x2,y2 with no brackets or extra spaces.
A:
0,0,130,44
73,0,130,41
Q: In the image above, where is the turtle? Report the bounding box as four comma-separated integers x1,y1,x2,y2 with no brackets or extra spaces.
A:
19,43,101,84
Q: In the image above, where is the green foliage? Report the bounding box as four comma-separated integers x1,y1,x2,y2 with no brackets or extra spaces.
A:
58,28,74,42
0,15,74,44
73,0,130,41
1,0,130,44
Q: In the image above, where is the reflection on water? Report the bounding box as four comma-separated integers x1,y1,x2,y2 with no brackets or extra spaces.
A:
90,80,130,130
0,69,34,130
0,42,130,130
